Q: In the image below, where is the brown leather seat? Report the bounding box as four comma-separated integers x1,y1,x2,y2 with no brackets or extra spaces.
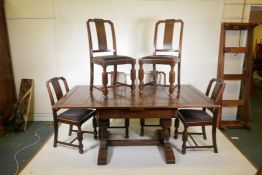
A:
92,55,134,65
57,109,95,124
87,18,136,100
140,55,180,64
174,78,225,154
178,110,213,124
46,77,97,154
139,19,184,96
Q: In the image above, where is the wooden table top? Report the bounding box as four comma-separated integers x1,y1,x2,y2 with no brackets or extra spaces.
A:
53,85,219,109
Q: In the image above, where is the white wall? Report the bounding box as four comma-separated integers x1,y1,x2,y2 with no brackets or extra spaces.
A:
5,0,225,120
5,0,56,120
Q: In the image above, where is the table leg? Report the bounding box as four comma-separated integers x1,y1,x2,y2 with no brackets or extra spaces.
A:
160,118,175,164
139,62,144,94
98,119,109,165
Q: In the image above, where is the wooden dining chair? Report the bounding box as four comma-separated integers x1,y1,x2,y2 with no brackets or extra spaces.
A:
46,77,97,154
139,19,184,95
174,78,225,154
86,18,136,100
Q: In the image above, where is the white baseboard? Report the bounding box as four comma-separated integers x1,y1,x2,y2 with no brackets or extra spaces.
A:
28,113,53,121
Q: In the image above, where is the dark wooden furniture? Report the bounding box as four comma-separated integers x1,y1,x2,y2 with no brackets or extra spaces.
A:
9,79,33,131
86,18,136,100
252,41,262,92
256,165,262,175
53,85,219,165
253,41,262,76
255,41,262,60
18,80,33,128
174,78,225,154
139,19,184,96
107,71,129,138
140,71,167,136
0,0,17,135
217,23,257,129
46,77,97,154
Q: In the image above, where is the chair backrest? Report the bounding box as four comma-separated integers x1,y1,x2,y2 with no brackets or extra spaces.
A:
205,78,225,114
153,19,184,58
87,18,117,58
46,77,69,106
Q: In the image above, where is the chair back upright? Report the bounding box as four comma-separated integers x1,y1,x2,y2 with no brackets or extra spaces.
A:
87,18,117,58
154,19,184,57
46,77,69,107
205,78,225,114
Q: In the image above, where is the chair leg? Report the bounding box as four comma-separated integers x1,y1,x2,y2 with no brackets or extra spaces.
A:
174,118,180,139
169,64,175,95
153,64,157,84
178,62,181,89
113,65,117,85
90,63,94,91
77,125,84,154
182,125,188,154
102,66,108,100
69,124,73,136
131,63,136,95
93,116,98,139
140,118,145,136
202,126,207,140
212,125,218,153
53,121,58,147
125,119,129,138
139,62,144,94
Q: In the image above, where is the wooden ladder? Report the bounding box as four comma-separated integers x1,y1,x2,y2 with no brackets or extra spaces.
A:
217,22,257,129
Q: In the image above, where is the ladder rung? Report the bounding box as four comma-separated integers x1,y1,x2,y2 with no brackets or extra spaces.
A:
222,100,245,106
220,121,250,129
223,74,245,80
223,23,257,30
224,47,248,53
